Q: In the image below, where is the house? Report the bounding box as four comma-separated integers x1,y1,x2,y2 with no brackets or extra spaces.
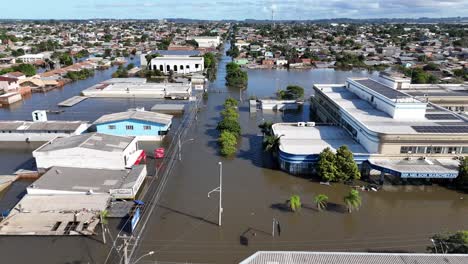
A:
27,165,147,199
2,71,26,79
33,132,144,170
17,54,44,63
190,36,221,48
0,76,20,92
93,109,173,141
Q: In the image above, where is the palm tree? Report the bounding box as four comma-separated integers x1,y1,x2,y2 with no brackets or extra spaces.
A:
314,194,329,212
343,189,362,213
258,121,273,136
263,134,282,152
288,195,301,212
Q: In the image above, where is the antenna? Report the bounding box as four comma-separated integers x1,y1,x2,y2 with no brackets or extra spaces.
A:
271,9,275,28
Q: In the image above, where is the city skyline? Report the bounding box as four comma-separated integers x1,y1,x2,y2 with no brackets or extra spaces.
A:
2,0,468,20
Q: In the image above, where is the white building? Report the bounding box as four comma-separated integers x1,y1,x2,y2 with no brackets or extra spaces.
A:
0,120,89,142
17,54,45,63
33,132,144,170
150,57,204,74
190,36,221,48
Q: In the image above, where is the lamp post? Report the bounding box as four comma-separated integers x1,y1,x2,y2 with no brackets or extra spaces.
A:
132,251,154,264
178,134,194,161
208,161,223,226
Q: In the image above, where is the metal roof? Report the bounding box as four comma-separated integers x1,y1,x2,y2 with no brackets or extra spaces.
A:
151,50,201,56
0,121,86,132
240,252,468,264
355,79,410,100
93,110,173,125
412,126,468,133
35,132,135,152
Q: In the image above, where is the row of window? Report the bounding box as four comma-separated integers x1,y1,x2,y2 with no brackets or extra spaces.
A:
152,64,200,72
400,146,468,154
108,125,152,131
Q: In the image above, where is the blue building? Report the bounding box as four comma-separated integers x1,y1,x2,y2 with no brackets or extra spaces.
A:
93,110,173,141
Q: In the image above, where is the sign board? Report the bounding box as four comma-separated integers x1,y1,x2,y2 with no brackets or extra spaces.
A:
131,207,141,232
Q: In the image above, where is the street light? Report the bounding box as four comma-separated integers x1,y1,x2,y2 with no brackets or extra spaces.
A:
208,161,223,226
131,251,154,264
178,134,194,161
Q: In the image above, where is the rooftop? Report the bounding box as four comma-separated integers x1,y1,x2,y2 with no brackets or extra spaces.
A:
240,252,468,264
354,79,410,100
314,84,468,134
94,110,173,126
34,132,134,153
28,165,146,194
0,121,87,132
272,123,368,155
151,50,201,57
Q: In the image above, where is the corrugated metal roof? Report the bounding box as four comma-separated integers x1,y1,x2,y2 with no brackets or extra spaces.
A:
35,133,134,153
93,110,173,125
240,252,468,264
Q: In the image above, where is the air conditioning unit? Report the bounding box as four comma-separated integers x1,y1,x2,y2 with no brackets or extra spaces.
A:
297,122,306,127
306,122,316,127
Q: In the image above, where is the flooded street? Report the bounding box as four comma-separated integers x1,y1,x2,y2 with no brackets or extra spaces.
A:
0,45,467,264
134,46,468,263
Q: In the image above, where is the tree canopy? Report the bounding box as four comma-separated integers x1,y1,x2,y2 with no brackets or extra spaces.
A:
225,62,248,88
278,85,304,100
316,146,360,182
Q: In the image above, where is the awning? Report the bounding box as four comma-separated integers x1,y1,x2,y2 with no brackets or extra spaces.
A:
366,158,459,179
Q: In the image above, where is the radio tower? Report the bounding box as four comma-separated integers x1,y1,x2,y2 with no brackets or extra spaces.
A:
271,8,275,28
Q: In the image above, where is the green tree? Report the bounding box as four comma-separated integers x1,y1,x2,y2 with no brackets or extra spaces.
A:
225,62,248,87
204,52,216,69
263,134,282,153
59,53,73,66
258,121,273,136
314,194,329,212
316,147,337,182
224,97,238,108
216,118,241,137
218,130,237,156
13,63,36,77
288,195,301,212
335,146,360,181
429,231,468,253
278,85,304,100
221,107,239,120
343,189,362,213
456,158,468,190
186,39,199,48
11,48,25,57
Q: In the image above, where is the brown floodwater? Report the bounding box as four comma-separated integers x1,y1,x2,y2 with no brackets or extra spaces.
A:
0,45,466,264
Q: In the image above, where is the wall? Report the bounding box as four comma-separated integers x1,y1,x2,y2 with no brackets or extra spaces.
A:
150,58,204,74
96,119,170,137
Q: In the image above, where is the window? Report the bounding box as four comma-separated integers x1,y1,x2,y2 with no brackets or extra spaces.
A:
186,65,190,69
126,125,134,130
416,146,426,153
447,147,460,154
433,146,442,154
108,125,116,130
143,125,151,130
195,64,199,69
400,146,416,154
462,147,468,154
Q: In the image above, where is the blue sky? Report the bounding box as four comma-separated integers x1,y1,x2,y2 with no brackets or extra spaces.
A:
2,0,468,20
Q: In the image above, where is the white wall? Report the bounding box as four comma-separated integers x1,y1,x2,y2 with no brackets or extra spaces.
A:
150,57,204,74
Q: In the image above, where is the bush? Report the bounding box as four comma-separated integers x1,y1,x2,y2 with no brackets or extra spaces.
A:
221,107,239,120
225,62,248,87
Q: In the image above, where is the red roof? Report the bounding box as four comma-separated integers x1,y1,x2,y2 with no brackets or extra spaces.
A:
0,76,18,84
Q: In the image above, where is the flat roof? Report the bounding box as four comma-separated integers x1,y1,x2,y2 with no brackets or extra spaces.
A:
368,158,459,178
28,165,146,193
94,110,173,125
240,252,468,264
314,84,468,134
401,84,468,98
0,194,108,235
35,132,134,153
151,50,201,56
272,123,368,155
0,121,87,132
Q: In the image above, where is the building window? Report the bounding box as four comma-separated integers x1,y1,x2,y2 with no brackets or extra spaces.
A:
195,64,199,69
126,125,134,130
433,147,442,154
186,65,190,69
143,125,151,130
462,147,468,154
108,125,116,130
448,147,461,154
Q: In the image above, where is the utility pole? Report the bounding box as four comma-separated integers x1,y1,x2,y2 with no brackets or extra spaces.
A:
208,161,223,226
118,234,131,264
272,218,276,237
